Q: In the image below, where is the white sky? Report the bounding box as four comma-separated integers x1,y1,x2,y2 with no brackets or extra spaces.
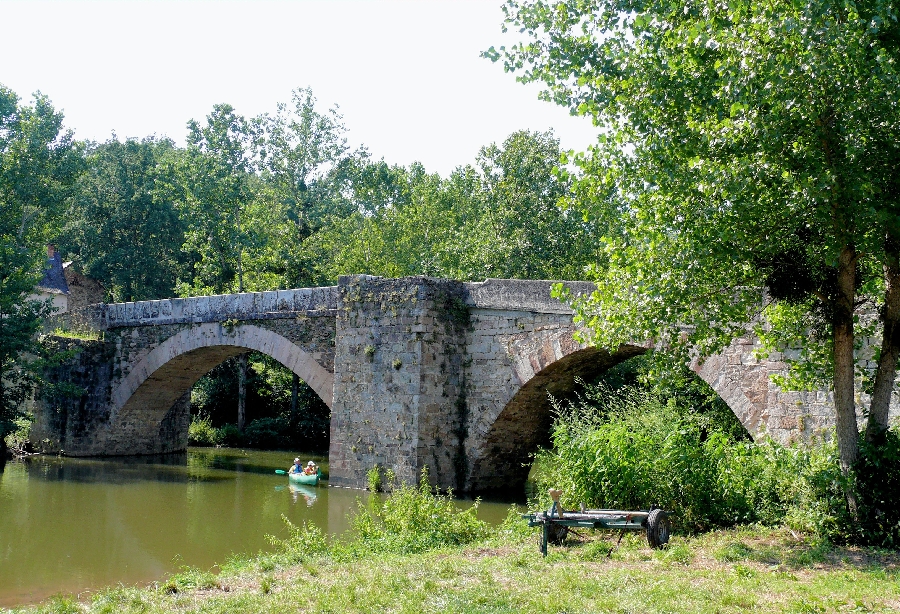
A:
0,0,597,177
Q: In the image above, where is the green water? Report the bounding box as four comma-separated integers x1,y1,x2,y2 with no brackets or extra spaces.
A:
0,448,515,608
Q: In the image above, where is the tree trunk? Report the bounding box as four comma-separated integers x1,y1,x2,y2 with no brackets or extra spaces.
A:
237,353,247,432
291,373,299,423
867,236,900,442
833,244,860,476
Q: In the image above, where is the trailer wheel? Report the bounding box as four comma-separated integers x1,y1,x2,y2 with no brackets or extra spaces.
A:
646,509,670,549
548,522,569,545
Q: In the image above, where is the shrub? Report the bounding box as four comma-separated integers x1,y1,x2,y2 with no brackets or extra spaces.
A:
849,430,900,547
532,382,853,534
534,385,743,530
187,417,219,446
265,516,329,564
367,465,383,492
243,417,290,450
350,467,488,554
217,423,245,447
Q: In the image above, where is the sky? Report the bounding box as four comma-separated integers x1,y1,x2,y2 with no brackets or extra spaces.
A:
1,0,597,177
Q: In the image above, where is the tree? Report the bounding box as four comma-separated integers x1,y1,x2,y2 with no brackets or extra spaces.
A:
472,130,599,280
169,104,261,431
253,87,354,287
308,131,601,283
0,85,81,457
63,136,188,302
488,0,900,484
169,103,255,297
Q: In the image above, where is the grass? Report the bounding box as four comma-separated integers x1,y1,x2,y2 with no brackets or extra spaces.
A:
49,328,103,342
9,524,900,613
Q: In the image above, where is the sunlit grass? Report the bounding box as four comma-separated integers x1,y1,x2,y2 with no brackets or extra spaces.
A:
9,525,899,614
49,327,103,342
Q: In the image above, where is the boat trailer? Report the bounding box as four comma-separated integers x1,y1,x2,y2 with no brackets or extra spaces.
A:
522,490,671,556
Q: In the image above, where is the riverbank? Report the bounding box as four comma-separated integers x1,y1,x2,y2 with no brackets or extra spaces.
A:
9,522,899,613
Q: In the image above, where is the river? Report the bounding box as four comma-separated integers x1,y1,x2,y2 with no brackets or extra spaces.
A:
0,448,517,608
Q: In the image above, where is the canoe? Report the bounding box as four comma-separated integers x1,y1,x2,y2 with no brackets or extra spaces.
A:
288,469,321,486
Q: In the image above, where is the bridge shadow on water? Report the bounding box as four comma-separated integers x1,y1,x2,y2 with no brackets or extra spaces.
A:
21,448,331,486
22,452,231,484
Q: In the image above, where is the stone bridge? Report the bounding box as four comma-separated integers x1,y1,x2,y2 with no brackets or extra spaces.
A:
32,275,875,493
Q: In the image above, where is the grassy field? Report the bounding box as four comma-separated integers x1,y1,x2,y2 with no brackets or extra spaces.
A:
11,522,900,614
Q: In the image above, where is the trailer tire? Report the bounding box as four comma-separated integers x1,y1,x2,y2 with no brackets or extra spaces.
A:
548,522,569,545
646,509,670,549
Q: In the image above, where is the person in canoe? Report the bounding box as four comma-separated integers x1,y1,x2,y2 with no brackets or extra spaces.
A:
288,457,303,475
303,460,318,475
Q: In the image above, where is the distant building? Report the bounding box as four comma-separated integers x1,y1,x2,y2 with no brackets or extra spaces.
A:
33,245,70,313
31,245,106,314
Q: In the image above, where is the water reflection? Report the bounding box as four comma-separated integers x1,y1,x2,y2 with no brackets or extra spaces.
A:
22,452,231,485
0,448,512,609
276,483,319,507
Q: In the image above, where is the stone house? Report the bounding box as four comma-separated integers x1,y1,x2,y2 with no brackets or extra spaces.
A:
31,245,69,313
31,244,106,314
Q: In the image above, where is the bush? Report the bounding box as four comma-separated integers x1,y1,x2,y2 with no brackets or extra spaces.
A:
187,417,220,446
534,385,736,530
849,430,900,547
243,417,290,450
217,423,245,447
265,516,329,564
350,468,488,554
532,383,850,534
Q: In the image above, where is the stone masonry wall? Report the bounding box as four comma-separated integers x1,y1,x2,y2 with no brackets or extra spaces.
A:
329,276,468,490
34,288,339,456
31,337,115,454
695,334,900,444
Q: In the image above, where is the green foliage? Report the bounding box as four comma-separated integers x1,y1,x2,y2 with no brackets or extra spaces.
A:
190,353,330,451
49,327,102,341
217,423,244,448
495,0,900,475
61,136,188,302
533,382,848,533
849,431,900,548
3,415,31,455
366,465,383,492
594,354,750,443
242,417,290,450
158,566,219,594
187,417,220,447
0,85,81,454
350,468,488,554
308,130,600,283
169,103,255,296
265,516,329,564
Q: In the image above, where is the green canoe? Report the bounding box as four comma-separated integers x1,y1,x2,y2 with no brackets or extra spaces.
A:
288,469,321,486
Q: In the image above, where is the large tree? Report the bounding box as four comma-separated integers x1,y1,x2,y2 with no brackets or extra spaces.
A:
488,0,900,482
169,103,257,297
0,86,81,457
63,136,188,302
253,87,355,287
309,130,600,282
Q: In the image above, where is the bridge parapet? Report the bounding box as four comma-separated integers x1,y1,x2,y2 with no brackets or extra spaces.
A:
463,278,596,314
96,286,339,329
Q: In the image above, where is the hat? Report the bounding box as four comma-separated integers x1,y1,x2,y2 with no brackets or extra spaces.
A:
307,461,315,466
294,458,300,463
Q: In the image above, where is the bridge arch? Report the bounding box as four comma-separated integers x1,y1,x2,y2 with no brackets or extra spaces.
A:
466,341,649,493
111,323,333,428
465,331,769,493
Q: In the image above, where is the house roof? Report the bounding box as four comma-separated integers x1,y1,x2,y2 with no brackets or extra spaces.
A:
37,251,70,295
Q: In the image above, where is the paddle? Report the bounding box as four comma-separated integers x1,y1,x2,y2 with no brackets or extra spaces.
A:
275,469,287,475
